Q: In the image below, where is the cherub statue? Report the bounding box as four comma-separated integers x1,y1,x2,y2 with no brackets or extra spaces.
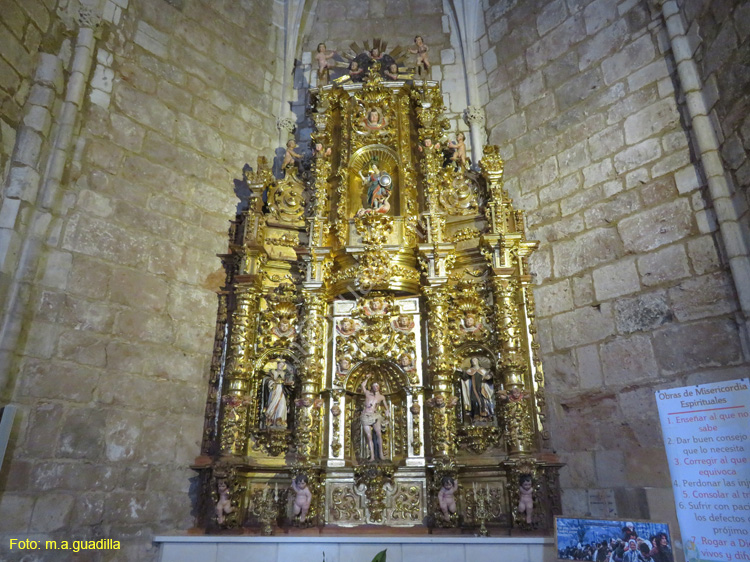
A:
384,63,399,80
418,137,440,152
392,314,415,333
215,479,234,525
409,35,430,76
336,356,352,380
272,317,296,339
316,43,336,86
313,142,331,158
460,312,482,333
291,474,312,523
398,352,416,375
363,298,388,316
445,132,468,169
349,60,365,82
336,318,358,337
518,474,533,524
438,476,458,521
282,139,303,170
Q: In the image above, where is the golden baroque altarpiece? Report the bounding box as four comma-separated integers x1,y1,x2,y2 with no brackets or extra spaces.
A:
195,69,562,534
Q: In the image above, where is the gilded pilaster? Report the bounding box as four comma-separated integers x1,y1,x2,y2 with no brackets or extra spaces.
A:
220,283,263,455
423,285,457,459
295,288,328,461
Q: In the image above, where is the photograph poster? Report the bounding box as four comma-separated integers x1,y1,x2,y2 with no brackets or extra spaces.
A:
555,517,672,561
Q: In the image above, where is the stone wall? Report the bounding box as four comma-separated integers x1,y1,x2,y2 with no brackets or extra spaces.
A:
0,0,59,185
481,0,749,540
0,0,282,560
677,0,750,259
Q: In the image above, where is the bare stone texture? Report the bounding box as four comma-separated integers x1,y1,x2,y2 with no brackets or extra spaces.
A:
572,273,595,306
583,190,639,228
594,450,627,487
535,279,574,316
0,1,282,556
636,243,691,286
623,98,679,145
668,271,738,321
479,0,748,540
552,227,624,277
614,292,673,334
653,318,744,374
592,258,640,300
550,303,616,349
617,199,695,252
576,344,604,388
613,137,662,173
687,235,722,274
601,334,659,385
559,451,597,488
601,33,656,85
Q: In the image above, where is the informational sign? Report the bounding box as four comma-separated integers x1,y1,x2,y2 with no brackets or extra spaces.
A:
656,379,750,562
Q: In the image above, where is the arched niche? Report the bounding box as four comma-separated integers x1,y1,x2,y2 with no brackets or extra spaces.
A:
343,359,410,463
347,145,401,217
249,349,301,432
452,343,498,427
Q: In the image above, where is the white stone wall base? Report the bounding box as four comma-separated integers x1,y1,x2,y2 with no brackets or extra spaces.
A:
155,535,556,562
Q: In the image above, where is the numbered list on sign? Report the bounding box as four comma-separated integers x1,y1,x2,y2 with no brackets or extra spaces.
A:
656,379,750,562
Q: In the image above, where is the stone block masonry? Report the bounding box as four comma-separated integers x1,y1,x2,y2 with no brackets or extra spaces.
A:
0,1,282,561
482,0,749,540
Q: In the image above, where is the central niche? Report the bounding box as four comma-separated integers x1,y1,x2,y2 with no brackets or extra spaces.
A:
344,360,409,464
348,144,401,216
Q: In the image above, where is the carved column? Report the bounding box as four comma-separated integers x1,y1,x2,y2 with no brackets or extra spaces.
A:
491,273,534,456
220,283,262,455
423,286,457,459
295,287,327,461
201,292,229,455
464,105,485,165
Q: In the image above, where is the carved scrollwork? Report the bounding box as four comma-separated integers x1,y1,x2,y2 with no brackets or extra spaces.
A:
266,174,307,226
390,484,421,521
330,485,363,523
438,173,480,215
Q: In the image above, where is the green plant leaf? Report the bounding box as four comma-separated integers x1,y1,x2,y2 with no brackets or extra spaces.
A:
371,548,387,562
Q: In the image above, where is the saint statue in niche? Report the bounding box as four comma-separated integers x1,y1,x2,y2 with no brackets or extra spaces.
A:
263,360,294,428
358,162,392,214
360,374,390,462
459,357,494,423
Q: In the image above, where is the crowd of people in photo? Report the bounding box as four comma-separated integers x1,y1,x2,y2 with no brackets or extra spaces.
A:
558,523,674,562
